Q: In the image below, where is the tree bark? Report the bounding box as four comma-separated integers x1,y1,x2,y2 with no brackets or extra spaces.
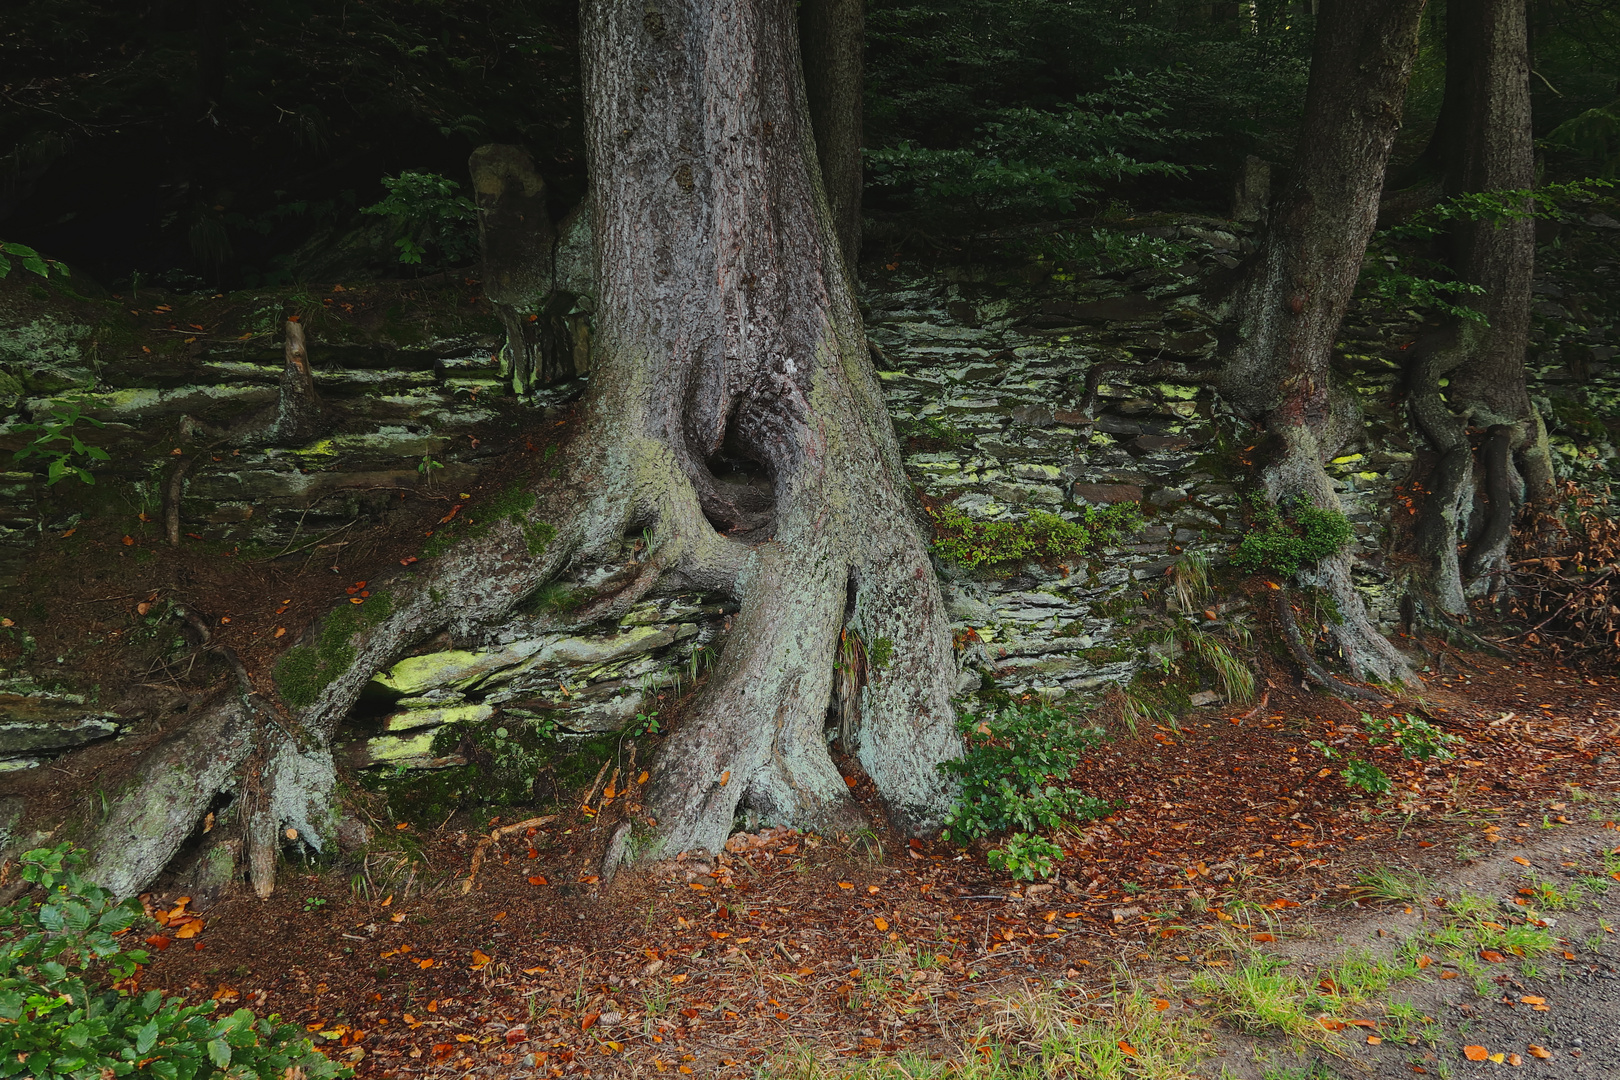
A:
580,0,957,860
798,0,864,271
1408,0,1555,613
1221,0,1426,686
77,0,960,897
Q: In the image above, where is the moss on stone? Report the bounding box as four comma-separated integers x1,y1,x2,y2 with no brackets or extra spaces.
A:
928,502,1143,568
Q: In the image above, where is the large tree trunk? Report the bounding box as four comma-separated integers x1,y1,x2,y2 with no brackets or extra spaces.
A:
1221,0,1426,686
580,0,957,859
798,0,864,271
1408,0,1556,616
77,0,959,897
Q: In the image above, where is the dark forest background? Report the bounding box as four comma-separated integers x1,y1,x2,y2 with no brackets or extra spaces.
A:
2,0,1617,290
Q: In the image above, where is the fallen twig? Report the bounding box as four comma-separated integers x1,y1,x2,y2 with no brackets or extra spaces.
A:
461,815,557,894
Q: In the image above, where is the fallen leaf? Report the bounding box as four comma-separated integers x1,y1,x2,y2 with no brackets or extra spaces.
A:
580,1012,599,1031
470,950,491,970
1512,856,1531,867
1252,933,1275,943
873,917,889,931
1528,1045,1550,1059
1151,998,1170,1011
417,959,434,969
145,935,170,951
1481,950,1506,963
1489,1053,1505,1064
527,875,547,886
1416,955,1432,969
1508,1053,1523,1066
837,882,854,890
1439,970,1458,980
1519,995,1545,1005
720,770,730,787
1463,1046,1488,1062
1368,1036,1382,1045
1117,1040,1137,1056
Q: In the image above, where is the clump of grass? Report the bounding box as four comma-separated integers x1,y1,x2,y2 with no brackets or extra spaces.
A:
1352,866,1432,905
1189,957,1344,1047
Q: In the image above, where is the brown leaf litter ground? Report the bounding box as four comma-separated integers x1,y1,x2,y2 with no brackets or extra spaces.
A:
130,651,1620,1079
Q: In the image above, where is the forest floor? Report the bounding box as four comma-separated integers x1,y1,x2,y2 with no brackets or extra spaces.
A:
125,647,1619,1080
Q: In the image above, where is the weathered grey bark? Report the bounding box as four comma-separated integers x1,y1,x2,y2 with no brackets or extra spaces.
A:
580,0,957,860
799,0,864,270
77,0,959,898
469,144,560,392
1408,0,1555,613
1221,0,1425,686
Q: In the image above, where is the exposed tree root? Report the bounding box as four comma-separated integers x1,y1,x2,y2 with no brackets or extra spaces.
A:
1272,587,1389,704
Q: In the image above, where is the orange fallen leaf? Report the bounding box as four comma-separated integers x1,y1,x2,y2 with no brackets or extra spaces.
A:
1151,998,1170,1011
274,627,286,638
1519,995,1545,1005
1480,950,1506,963
527,875,547,886
1527,1045,1551,1059
720,770,730,787
637,771,649,784
417,958,434,969
580,1012,599,1031
1317,1018,1346,1032
173,919,204,940
1416,954,1432,969
1368,1036,1382,1045
1508,1053,1522,1066
873,917,889,931
1462,1046,1488,1062
1512,856,1531,867
145,935,170,951
1117,1041,1137,1057
837,882,854,890
470,950,491,970
1439,970,1458,980
1252,933,1275,943
122,535,134,546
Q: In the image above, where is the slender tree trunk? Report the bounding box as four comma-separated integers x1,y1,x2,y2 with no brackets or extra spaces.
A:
1221,0,1426,686
1408,0,1554,614
78,0,959,897
798,0,864,271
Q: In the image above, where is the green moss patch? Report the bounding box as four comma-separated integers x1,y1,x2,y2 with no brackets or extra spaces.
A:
928,502,1142,568
275,592,394,708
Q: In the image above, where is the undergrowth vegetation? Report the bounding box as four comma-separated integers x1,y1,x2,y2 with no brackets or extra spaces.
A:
928,503,1143,569
0,845,346,1080
1232,501,1352,577
940,700,1111,880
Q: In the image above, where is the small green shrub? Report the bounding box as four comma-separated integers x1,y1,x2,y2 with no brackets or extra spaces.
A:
0,845,346,1080
929,503,1142,569
359,171,477,267
987,833,1065,881
11,399,109,486
1361,712,1463,763
1231,500,1351,576
1340,758,1392,796
939,701,1111,843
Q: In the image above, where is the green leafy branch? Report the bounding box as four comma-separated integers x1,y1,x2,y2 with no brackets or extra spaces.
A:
11,399,110,486
0,242,68,281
